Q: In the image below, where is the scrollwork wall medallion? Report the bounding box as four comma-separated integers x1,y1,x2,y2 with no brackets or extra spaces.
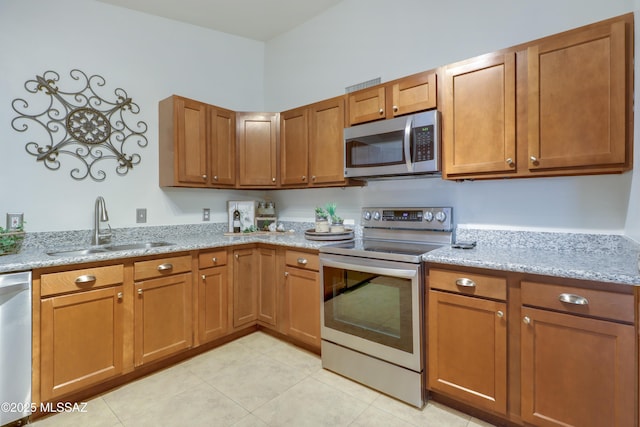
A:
11,69,148,181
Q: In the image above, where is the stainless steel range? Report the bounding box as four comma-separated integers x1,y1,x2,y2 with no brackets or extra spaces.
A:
320,207,453,408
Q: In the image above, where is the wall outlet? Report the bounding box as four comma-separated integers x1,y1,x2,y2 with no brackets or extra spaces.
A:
136,208,147,223
203,208,210,221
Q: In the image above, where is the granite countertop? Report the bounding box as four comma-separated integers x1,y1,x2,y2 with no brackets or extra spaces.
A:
424,228,640,286
2,223,640,286
0,222,330,274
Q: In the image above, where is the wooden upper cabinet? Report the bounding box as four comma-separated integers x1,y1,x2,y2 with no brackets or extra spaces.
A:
309,97,346,185
527,18,629,172
280,107,309,186
442,52,517,178
389,71,437,117
348,71,437,125
441,13,633,180
209,105,236,187
159,95,236,188
237,112,279,187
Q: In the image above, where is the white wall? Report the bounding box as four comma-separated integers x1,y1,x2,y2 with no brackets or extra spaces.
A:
0,0,265,231
265,0,638,235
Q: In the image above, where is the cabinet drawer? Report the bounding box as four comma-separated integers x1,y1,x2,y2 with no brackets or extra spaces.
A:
521,281,634,323
285,250,319,271
429,268,507,301
199,249,227,269
41,264,124,297
134,255,192,281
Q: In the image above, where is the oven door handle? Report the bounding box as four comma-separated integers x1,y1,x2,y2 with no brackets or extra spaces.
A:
404,115,413,172
321,258,417,279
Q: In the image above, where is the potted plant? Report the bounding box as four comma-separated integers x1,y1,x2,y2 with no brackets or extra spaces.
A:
314,206,330,232
0,223,25,256
325,202,345,232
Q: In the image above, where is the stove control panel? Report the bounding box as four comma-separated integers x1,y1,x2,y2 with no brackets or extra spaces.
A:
361,207,453,231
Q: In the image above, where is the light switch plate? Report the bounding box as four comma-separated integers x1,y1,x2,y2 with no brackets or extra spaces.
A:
136,208,147,223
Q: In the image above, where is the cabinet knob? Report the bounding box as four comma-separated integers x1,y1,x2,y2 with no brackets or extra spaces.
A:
506,158,514,166
117,292,123,300
272,177,276,182
74,274,97,284
201,274,206,280
212,257,218,263
302,175,306,181
530,156,538,164
393,105,398,112
137,288,143,295
455,277,476,288
202,174,207,179
214,176,218,181
523,316,531,324
284,272,289,277
235,254,239,259
157,263,173,271
379,108,384,115
312,176,316,181
497,310,504,318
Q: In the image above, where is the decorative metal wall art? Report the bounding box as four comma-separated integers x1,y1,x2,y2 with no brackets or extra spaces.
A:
11,69,148,181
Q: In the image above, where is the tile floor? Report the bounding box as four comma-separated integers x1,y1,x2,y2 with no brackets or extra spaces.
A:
32,332,495,427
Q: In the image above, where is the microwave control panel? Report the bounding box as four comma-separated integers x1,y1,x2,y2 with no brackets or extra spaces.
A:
412,125,434,161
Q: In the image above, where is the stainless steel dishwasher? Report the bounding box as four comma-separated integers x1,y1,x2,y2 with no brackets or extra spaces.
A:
0,271,32,426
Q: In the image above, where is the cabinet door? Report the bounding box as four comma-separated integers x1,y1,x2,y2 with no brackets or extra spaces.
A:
134,273,193,366
237,112,278,187
175,97,208,185
280,107,309,186
257,247,277,327
442,52,516,177
527,20,628,171
348,86,386,125
199,266,229,344
390,72,437,117
209,106,236,186
309,97,346,185
428,290,507,415
233,248,257,327
284,266,320,349
521,307,635,427
40,286,123,401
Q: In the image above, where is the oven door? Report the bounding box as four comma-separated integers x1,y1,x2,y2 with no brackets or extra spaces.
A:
320,253,423,372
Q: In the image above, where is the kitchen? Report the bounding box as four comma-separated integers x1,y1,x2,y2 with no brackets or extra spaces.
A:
1,0,639,426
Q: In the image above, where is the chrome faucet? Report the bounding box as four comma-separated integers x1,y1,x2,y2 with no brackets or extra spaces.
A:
92,196,112,245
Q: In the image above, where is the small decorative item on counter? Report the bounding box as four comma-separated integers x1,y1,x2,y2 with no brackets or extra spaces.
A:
0,223,25,256
314,206,330,232
233,204,241,233
325,202,345,232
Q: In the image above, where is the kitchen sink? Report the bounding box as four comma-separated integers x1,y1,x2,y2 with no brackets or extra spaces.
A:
47,241,174,257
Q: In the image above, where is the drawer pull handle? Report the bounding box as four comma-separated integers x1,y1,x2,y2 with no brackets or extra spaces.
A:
297,258,308,265
74,275,97,284
455,278,476,288
558,293,589,305
157,263,173,271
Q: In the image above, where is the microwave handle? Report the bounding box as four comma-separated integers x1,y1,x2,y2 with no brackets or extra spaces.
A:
403,115,413,172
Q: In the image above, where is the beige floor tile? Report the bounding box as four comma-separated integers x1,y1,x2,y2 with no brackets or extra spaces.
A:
311,368,381,405
181,339,260,381
205,353,308,411
373,395,471,427
32,397,122,427
252,376,368,427
349,405,415,427
468,416,498,426
231,413,269,427
118,383,248,427
262,341,322,377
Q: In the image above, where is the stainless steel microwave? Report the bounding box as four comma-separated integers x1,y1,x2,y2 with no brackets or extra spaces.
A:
344,110,440,178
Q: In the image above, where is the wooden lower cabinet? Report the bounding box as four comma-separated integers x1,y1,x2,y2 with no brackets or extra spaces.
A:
198,265,229,344
232,247,258,327
257,247,277,327
521,306,635,427
134,272,193,366
283,265,320,350
428,290,507,415
40,286,124,401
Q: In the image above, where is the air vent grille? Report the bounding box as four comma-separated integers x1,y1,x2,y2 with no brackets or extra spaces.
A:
345,77,381,93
